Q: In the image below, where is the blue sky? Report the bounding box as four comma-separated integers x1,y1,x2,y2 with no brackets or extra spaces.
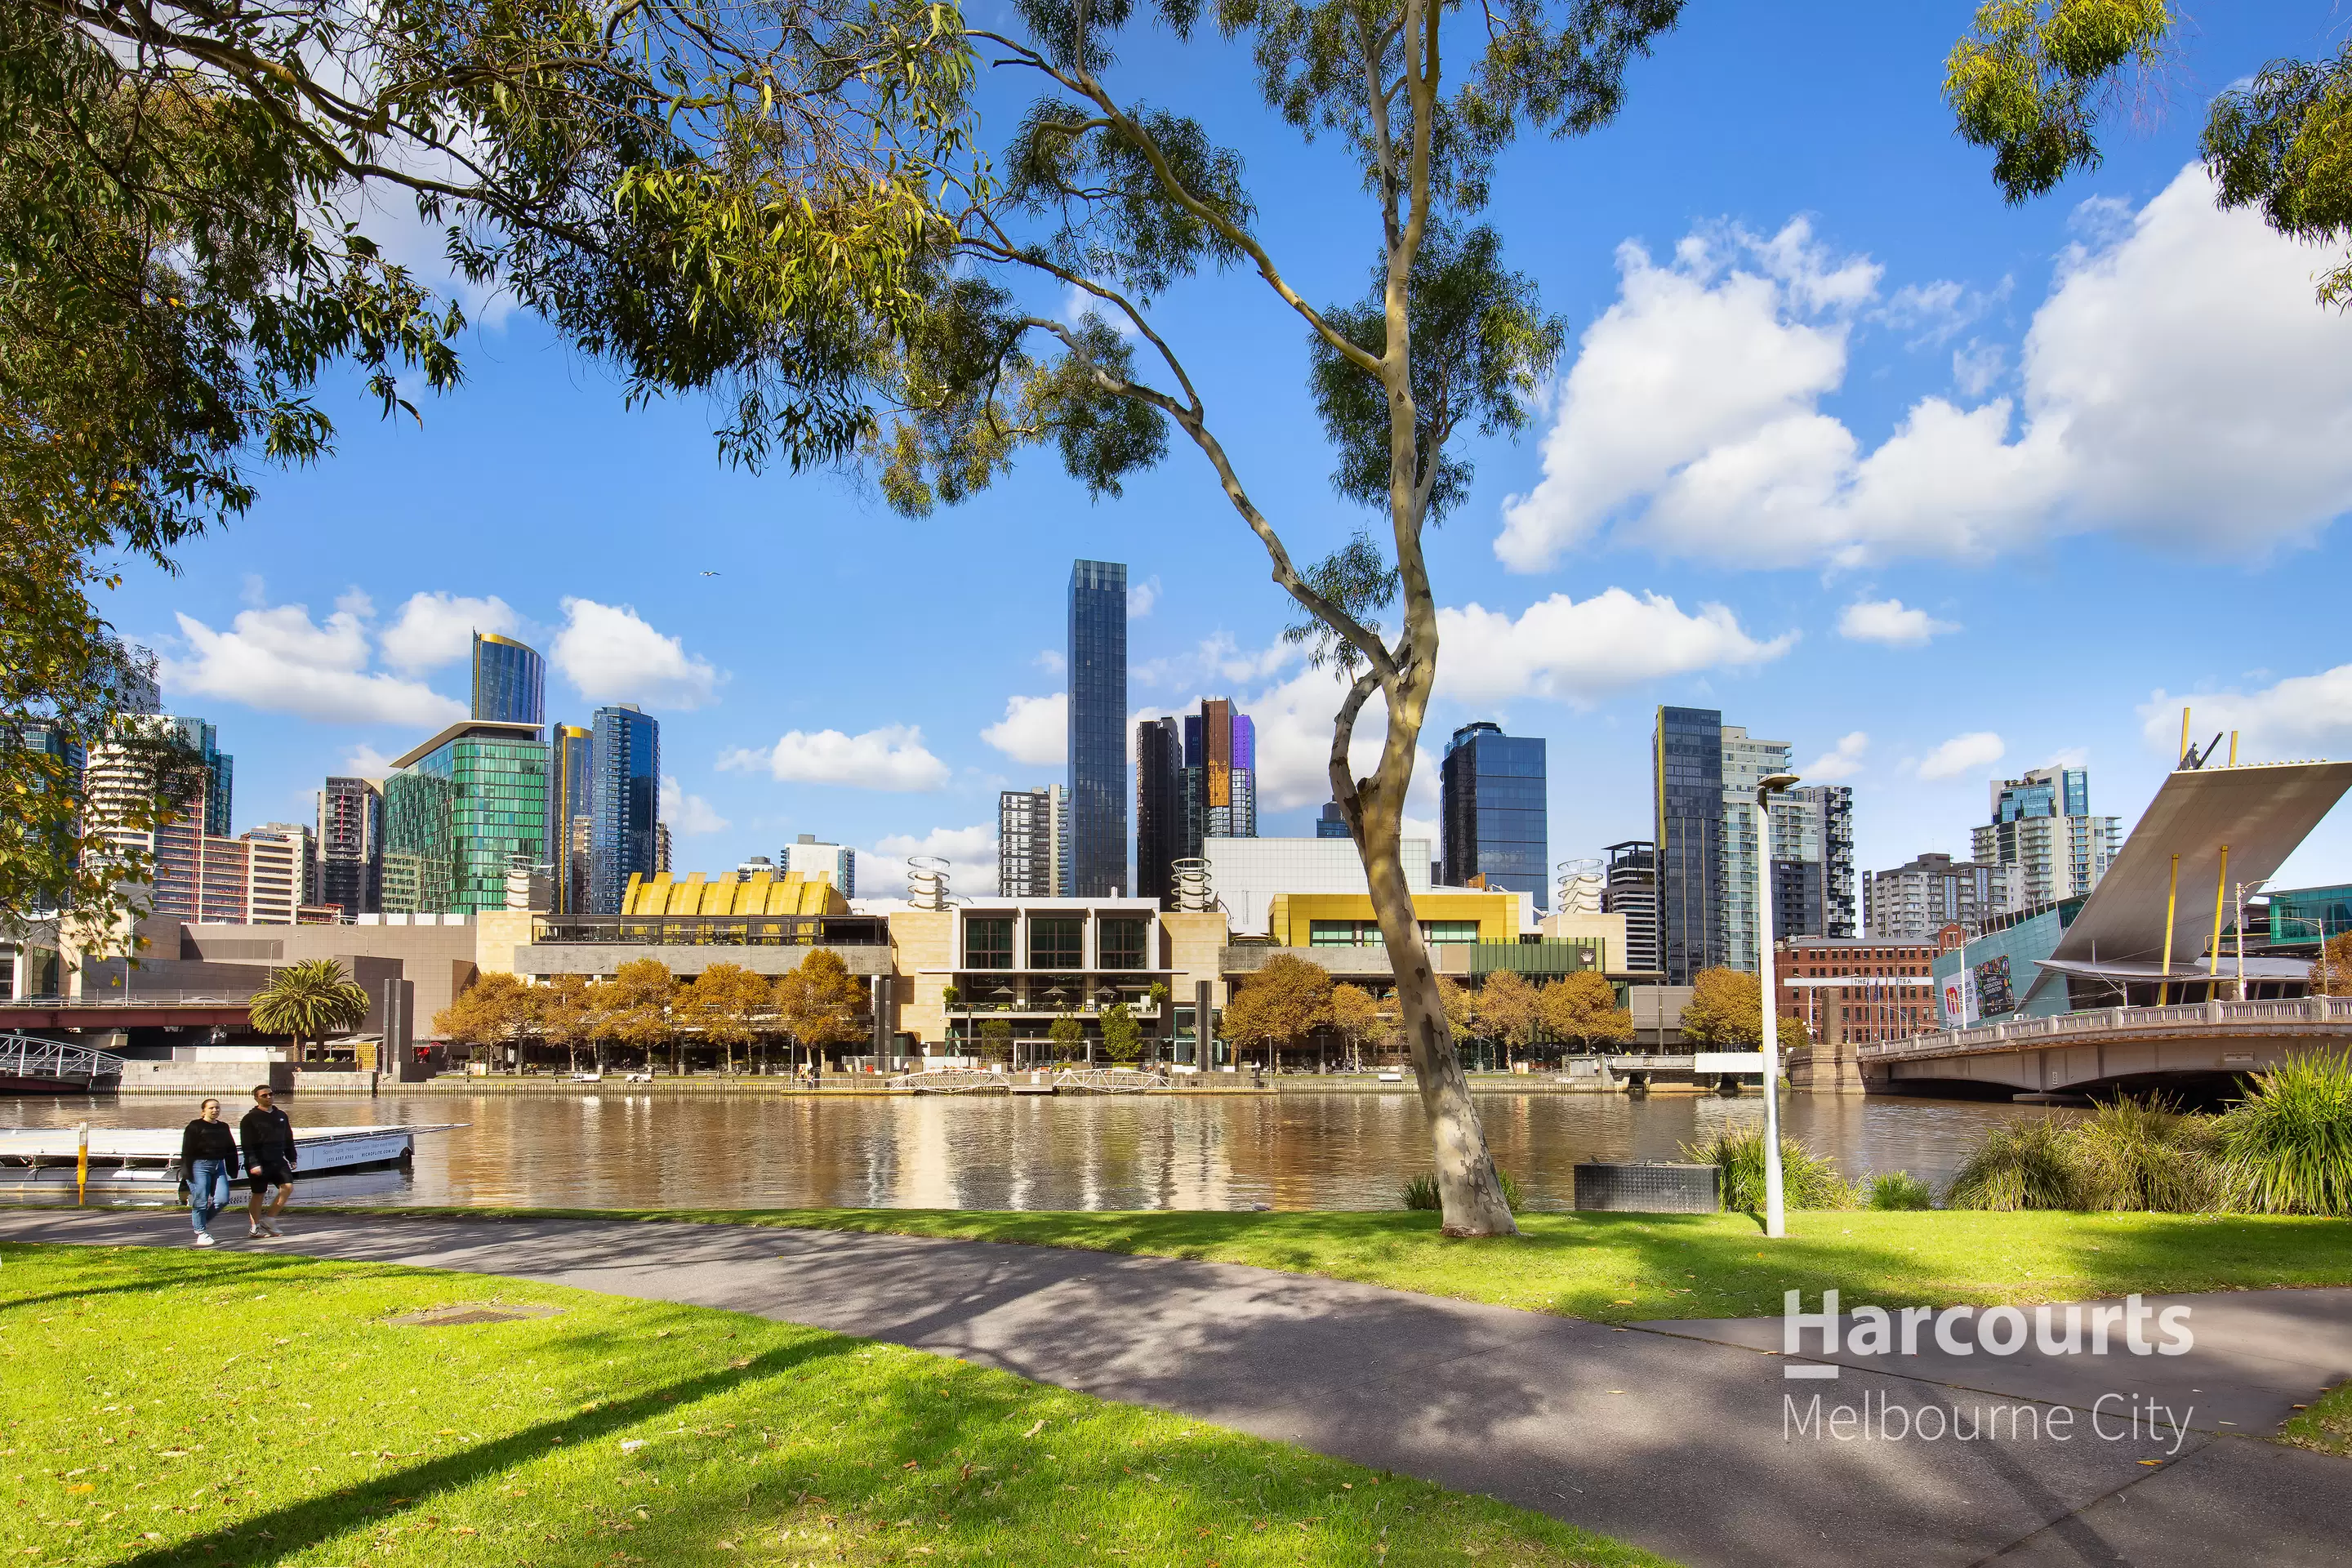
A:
105,2,2352,902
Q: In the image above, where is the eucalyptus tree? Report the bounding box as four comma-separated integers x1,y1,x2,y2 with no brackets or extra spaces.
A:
872,0,1681,1234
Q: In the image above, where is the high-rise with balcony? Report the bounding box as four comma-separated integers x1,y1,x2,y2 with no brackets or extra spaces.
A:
1134,717,1184,906
1770,785,1855,943
588,705,659,914
1864,851,2022,939
1000,786,1071,898
1971,766,2121,907
1439,722,1548,899
1653,706,1725,983
315,776,383,920
471,632,546,725
1603,840,1660,974
1067,560,1129,895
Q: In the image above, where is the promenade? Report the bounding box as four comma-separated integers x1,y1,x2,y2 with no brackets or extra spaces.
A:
8,1209,2348,1566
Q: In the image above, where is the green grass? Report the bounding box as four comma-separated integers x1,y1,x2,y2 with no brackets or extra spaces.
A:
323,1204,2352,1323
0,1243,1667,1568
2280,1379,2352,1459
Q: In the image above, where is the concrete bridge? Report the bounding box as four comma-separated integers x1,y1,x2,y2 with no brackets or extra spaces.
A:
1856,996,2352,1098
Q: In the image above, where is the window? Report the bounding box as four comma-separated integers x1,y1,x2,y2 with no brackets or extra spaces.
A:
1310,920,1376,947
1030,916,1083,971
1098,918,1148,969
964,918,1013,970
1422,920,1479,945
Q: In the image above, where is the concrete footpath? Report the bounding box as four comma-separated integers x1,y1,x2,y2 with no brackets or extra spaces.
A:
7,1210,2350,1568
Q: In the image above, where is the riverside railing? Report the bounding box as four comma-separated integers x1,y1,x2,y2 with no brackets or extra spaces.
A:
1859,996,2352,1062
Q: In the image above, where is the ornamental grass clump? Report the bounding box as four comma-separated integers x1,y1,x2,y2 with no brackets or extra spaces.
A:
2216,1050,2352,1216
1944,1117,2082,1211
1865,1170,1936,1210
1683,1127,1857,1212
2071,1096,2223,1214
1401,1168,1521,1213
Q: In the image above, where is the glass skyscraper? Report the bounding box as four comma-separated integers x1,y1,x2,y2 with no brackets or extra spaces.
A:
315,776,383,918
1067,560,1129,896
381,721,548,914
589,705,660,914
1134,718,1183,906
471,633,546,726
1438,722,1548,900
548,724,594,913
1180,697,1258,854
1654,706,1725,984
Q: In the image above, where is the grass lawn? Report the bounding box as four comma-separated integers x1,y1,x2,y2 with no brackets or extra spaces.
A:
2280,1379,2352,1459
339,1205,2352,1324
0,1242,1669,1568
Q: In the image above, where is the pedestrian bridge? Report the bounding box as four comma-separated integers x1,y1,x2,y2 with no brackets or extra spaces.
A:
1856,996,2352,1098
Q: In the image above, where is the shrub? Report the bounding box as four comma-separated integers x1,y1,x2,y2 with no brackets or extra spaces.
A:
2216,1050,2352,1216
1944,1118,2082,1210
2072,1096,2222,1214
1683,1127,1857,1212
1866,1171,1935,1210
1399,1168,1521,1213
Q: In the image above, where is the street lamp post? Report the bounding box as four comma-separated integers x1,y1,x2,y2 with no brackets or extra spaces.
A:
1753,771,1802,1241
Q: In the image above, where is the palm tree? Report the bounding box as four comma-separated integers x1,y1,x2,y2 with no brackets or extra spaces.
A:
248,959,372,1064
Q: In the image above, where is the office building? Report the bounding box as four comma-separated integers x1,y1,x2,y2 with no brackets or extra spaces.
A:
1603,840,1660,974
1770,784,1855,943
238,824,311,924
1183,697,1258,846
2269,883,2352,947
1205,835,1437,935
546,724,593,913
1653,706,1725,983
316,777,383,920
1067,559,1129,896
1717,724,1793,971
1864,852,2022,941
588,705,659,914
1971,766,2122,908
783,833,857,899
1134,718,1184,906
82,715,231,921
1316,802,1352,840
655,822,672,875
381,719,550,915
1439,722,1548,901
470,632,546,726
1002,785,1072,899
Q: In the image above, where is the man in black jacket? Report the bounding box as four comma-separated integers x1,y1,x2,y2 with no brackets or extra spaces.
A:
239,1084,296,1238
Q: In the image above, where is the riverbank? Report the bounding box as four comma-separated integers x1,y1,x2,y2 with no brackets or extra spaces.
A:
0,1241,1665,1568
297,1205,2352,1323
270,1071,1734,1096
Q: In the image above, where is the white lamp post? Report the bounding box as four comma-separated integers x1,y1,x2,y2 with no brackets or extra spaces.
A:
1754,771,1801,1240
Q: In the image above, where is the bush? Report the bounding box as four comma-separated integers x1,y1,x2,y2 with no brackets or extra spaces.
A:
2217,1050,2352,1216
1399,1168,1521,1213
1865,1171,1935,1210
2072,1096,2222,1214
1944,1118,2082,1210
1682,1127,1857,1212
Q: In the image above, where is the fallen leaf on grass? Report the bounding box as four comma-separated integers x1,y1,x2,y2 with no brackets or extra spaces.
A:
1022,1420,1045,1438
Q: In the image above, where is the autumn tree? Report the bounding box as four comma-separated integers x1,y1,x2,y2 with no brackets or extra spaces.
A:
598,958,677,1072
536,973,597,1074
777,949,870,1071
1327,984,1386,1070
866,1,1686,1234
681,962,774,1074
1679,968,1813,1053
2311,931,2352,997
1221,955,1336,1071
1435,976,1484,1047
1945,2,2352,305
1539,972,1635,1054
433,973,537,1062
1475,971,1546,1067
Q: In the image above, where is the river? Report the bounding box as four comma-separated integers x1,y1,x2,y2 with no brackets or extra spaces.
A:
2,1089,2070,1210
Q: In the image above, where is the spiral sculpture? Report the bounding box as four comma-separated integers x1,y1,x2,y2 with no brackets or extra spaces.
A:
906,854,951,911
1555,857,1605,915
1171,857,1216,913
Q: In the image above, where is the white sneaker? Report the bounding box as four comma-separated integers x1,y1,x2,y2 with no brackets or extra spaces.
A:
248,1226,265,1240
261,1222,283,1238
194,1232,216,1247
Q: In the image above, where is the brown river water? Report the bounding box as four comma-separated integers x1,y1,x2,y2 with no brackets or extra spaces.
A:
2,1090,2068,1210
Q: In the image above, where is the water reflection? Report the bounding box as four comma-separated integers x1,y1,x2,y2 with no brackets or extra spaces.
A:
2,1091,2071,1211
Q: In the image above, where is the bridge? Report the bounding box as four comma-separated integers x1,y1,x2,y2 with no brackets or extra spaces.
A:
1857,996,2352,1097
0,1033,127,1094
885,1067,1173,1094
0,993,254,1033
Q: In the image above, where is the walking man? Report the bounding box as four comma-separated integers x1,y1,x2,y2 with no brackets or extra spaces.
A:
240,1084,296,1238
179,1098,238,1246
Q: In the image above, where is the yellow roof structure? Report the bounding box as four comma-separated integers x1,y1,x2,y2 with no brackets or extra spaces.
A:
621,871,849,919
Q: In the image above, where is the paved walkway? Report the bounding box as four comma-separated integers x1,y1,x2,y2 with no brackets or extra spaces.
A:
7,1209,2350,1567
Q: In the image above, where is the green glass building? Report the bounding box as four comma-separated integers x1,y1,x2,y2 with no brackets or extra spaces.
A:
383,720,548,915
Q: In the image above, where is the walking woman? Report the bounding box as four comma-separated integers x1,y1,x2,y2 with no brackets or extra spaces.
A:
180,1098,238,1247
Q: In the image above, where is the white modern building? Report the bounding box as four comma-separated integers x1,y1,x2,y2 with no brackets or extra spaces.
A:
1205,835,1434,934
783,833,858,899
998,785,1071,898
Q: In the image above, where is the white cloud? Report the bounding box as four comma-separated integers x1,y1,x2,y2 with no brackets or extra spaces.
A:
1952,340,2006,398
862,825,1001,906
1838,598,1958,647
1135,631,1298,691
1434,589,1796,706
161,604,464,727
1801,732,1869,782
1061,282,1138,340
659,775,730,835
338,743,398,777
1499,166,2352,572
1916,731,2006,782
980,693,1068,766
1128,576,1161,617
2138,667,2352,764
2043,746,2092,770
1876,276,2007,348
719,724,951,791
1034,648,1067,675
380,591,519,673
1205,665,1437,815
551,598,723,710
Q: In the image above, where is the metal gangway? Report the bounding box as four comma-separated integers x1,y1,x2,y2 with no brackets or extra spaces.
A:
1054,1067,1169,1094
0,1033,127,1089
885,1067,1013,1093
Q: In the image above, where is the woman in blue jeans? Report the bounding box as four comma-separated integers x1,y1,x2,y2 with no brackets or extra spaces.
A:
179,1098,238,1246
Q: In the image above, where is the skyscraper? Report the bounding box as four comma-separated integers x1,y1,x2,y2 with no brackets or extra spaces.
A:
1067,559,1129,895
1316,802,1352,840
1603,840,1660,973
382,719,549,914
1864,852,2020,940
547,724,594,913
471,632,546,726
1768,785,1855,943
783,833,856,898
1134,718,1184,906
1971,766,2121,906
165,716,233,836
589,705,659,914
315,777,383,919
1717,724,1793,970
1180,697,1258,855
1654,706,1725,984
1439,721,1548,899
1000,786,1071,898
